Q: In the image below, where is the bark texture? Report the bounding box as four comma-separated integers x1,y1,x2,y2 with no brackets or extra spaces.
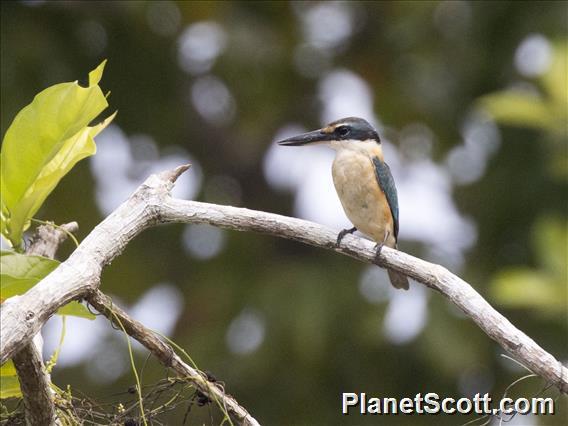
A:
12,222,78,426
2,166,566,405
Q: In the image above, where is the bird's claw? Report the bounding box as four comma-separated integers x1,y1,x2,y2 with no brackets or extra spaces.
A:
335,226,357,248
374,242,385,263
374,230,390,263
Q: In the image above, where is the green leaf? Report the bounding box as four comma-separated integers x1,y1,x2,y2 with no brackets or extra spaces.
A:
0,361,21,399
478,91,556,131
0,251,96,320
540,42,568,114
491,215,567,316
89,59,107,86
532,216,567,277
0,376,21,399
0,360,16,376
0,251,59,300
0,61,113,247
15,111,117,239
490,268,565,312
57,301,96,320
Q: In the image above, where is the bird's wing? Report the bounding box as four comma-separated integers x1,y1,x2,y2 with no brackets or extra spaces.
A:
372,157,399,241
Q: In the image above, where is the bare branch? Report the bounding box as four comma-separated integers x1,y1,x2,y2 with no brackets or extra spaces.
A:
27,222,79,258
12,345,55,426
1,166,566,398
12,222,79,425
86,290,260,426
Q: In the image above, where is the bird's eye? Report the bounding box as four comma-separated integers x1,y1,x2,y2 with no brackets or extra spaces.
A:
337,126,350,137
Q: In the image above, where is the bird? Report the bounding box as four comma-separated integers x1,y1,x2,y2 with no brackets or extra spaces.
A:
276,117,409,290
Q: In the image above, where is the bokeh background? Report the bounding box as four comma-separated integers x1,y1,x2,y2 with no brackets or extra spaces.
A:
1,1,567,425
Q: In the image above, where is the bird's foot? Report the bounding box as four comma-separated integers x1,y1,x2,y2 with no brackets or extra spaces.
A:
373,242,385,263
373,230,390,263
335,227,357,248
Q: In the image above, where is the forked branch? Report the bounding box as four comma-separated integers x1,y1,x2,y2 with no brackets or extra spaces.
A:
1,166,566,412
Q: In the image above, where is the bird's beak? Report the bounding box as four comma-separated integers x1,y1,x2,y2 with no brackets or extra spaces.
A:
276,128,328,146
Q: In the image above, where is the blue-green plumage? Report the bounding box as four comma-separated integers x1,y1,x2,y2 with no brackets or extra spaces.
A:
372,157,399,242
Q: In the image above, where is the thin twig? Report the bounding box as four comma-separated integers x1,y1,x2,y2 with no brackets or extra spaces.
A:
86,290,259,426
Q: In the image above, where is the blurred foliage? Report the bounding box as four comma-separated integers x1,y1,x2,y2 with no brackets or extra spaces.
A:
481,41,567,318
1,1,566,425
479,42,567,180
491,216,566,314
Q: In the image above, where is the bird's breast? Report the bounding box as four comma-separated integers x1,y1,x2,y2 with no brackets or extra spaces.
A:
331,150,395,246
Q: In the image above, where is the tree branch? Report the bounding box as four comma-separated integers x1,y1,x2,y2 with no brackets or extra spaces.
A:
27,222,79,259
12,222,78,426
12,345,55,426
2,165,566,398
86,289,260,426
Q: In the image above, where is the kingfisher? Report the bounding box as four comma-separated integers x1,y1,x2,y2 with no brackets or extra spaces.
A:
277,117,409,290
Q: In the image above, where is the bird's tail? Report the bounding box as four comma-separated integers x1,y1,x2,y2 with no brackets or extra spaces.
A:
388,270,409,290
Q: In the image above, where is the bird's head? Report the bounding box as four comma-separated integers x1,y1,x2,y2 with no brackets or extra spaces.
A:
276,117,381,152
